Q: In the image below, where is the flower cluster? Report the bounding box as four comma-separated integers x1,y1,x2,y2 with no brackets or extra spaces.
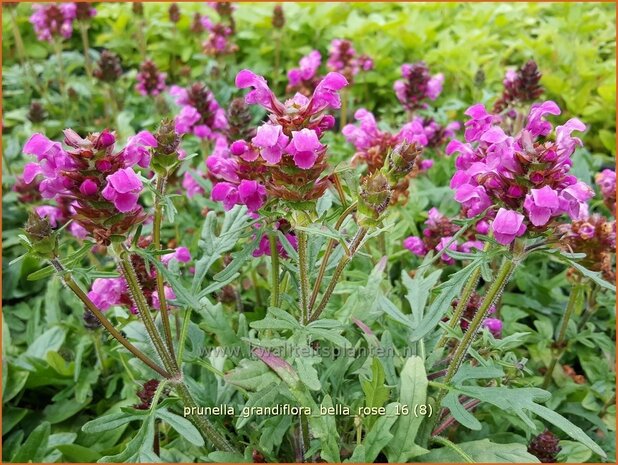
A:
168,3,180,23
327,39,373,83
21,129,157,244
94,50,123,83
557,213,616,281
135,60,167,97
595,169,616,215
403,208,487,264
88,246,190,313
200,3,238,56
287,50,323,96
343,109,431,203
207,69,348,212
448,101,594,245
394,61,443,112
30,3,76,42
493,60,543,113
528,431,562,463
414,117,461,150
170,83,227,141
74,2,97,22
272,4,285,29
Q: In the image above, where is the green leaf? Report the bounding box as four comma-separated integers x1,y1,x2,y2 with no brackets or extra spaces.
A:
546,250,616,292
420,439,540,463
402,268,442,327
82,411,144,434
56,444,103,463
157,409,205,447
225,360,282,391
358,403,400,463
386,356,428,462
12,421,51,463
410,257,483,342
361,358,390,429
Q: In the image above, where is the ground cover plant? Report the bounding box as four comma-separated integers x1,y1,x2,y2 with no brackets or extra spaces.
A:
1,2,616,463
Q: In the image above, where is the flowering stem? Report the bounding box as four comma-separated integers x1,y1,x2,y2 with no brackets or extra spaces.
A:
114,244,178,374
308,202,357,311
49,258,172,379
444,258,517,384
153,176,176,362
431,436,475,463
78,22,92,78
9,9,35,92
273,30,282,83
174,382,238,452
542,284,584,389
435,266,482,350
308,228,368,323
269,233,281,308
297,231,311,324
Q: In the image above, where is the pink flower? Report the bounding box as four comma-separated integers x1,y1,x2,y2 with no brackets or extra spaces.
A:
35,205,64,227
123,131,157,168
88,277,127,311
525,101,561,137
555,118,586,158
101,167,143,212
236,69,283,113
492,208,526,245
238,180,267,211
559,181,594,220
288,50,322,86
483,318,503,338
206,153,240,183
403,236,427,256
523,186,560,226
436,236,458,264
162,246,192,265
152,286,176,310
251,124,289,164
182,171,205,198
454,184,492,217
463,104,499,143
288,129,323,169
30,3,77,42
426,73,444,100
309,72,348,112
211,182,239,210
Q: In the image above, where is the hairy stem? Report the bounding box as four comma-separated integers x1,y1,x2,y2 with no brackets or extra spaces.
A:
297,231,311,324
269,233,280,308
49,258,172,379
435,266,482,350
308,228,368,323
542,284,584,389
174,382,238,453
308,202,358,311
444,259,516,383
153,176,176,362
114,244,177,374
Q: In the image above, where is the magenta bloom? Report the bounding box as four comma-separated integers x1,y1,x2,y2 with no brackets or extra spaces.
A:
394,61,444,112
288,129,324,169
101,168,143,213
492,208,526,245
252,124,289,164
436,236,458,265
162,246,192,265
288,50,322,87
483,317,503,338
182,170,205,199
123,131,158,168
170,83,227,140
87,277,127,311
449,101,593,240
30,3,77,42
136,60,167,97
403,236,427,256
152,286,176,310
238,180,267,211
524,186,560,226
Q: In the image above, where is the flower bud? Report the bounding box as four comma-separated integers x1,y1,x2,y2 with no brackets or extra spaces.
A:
24,211,58,258
357,172,392,227
272,4,285,29
527,430,561,463
151,119,182,174
385,141,423,184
